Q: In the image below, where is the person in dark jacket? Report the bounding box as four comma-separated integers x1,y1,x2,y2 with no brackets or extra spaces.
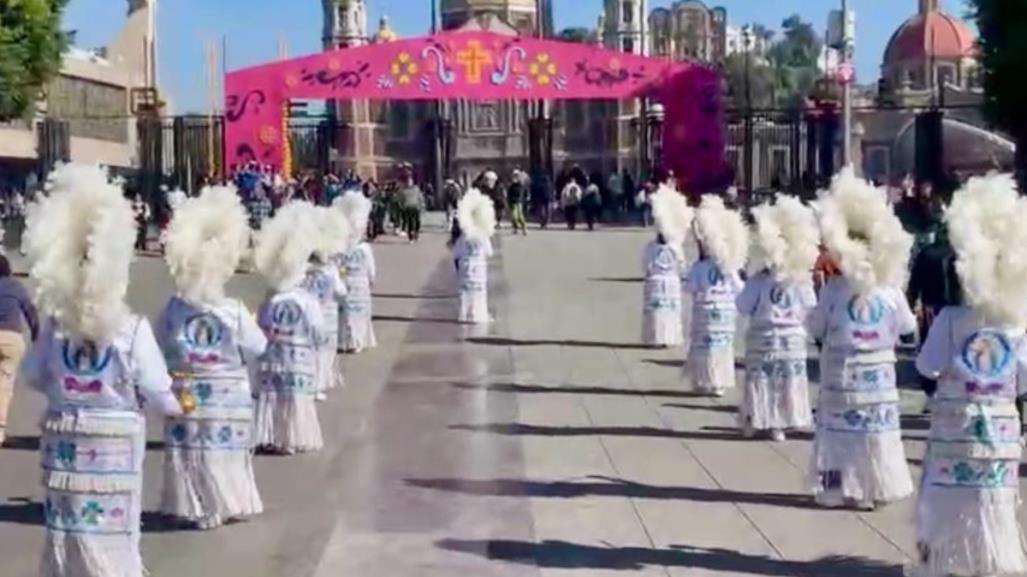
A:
0,254,39,445
906,226,957,407
530,169,554,229
507,170,529,235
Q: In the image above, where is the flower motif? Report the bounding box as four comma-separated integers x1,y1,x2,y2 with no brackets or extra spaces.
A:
217,426,233,444
390,52,420,86
258,125,278,146
80,502,104,526
171,423,188,443
377,75,394,89
56,441,76,467
528,53,558,86
194,382,213,403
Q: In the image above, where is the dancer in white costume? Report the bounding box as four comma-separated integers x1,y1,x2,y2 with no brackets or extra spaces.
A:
156,185,267,529
19,164,186,577
452,187,496,324
334,192,377,353
808,167,916,509
913,174,1027,577
253,202,326,454
683,195,748,396
302,207,350,398
736,196,819,441
642,186,693,347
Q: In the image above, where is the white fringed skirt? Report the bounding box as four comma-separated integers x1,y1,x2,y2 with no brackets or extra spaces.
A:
254,391,323,453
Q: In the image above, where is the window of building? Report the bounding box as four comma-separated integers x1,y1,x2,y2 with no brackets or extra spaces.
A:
622,2,633,24
622,37,635,53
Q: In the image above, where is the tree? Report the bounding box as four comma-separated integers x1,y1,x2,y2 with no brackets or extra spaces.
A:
0,0,68,121
766,15,822,109
556,27,597,45
723,53,776,110
971,0,1027,190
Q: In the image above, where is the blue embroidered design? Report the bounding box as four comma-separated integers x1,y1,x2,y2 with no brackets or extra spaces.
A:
56,441,76,467
847,295,885,325
61,341,113,375
961,331,1012,379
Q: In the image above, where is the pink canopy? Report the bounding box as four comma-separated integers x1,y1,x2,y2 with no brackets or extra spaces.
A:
225,31,727,191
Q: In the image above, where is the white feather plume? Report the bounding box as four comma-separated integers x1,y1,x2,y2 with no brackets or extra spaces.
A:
946,173,1027,327
254,201,317,291
25,163,135,341
333,191,371,247
167,189,188,211
314,205,352,259
816,167,912,295
457,187,496,242
694,194,749,273
750,195,820,285
651,185,694,256
164,185,249,305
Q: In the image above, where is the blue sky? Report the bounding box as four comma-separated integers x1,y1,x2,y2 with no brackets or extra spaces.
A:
62,0,971,113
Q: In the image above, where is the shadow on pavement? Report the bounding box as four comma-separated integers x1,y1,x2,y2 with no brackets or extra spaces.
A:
436,538,903,575
450,423,747,441
372,292,456,300
2,436,165,452
451,382,707,399
663,403,738,414
645,359,684,368
588,277,645,283
407,475,822,510
373,314,466,325
466,337,660,351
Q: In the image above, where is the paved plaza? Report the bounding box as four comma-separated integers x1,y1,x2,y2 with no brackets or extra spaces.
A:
0,219,987,576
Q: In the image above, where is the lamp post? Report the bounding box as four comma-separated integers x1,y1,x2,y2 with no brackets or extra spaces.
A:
840,0,853,167
742,24,754,196
430,0,443,198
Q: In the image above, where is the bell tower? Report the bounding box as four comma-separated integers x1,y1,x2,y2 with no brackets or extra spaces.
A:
323,0,368,48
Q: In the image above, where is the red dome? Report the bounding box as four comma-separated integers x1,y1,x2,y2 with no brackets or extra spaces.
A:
884,10,976,64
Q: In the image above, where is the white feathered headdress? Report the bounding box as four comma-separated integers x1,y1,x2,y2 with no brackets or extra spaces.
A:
167,189,187,212
650,185,694,258
164,185,249,305
750,195,820,285
693,194,749,273
457,187,496,242
314,205,352,259
254,201,317,291
946,173,1027,327
333,191,371,247
816,167,912,295
25,163,136,341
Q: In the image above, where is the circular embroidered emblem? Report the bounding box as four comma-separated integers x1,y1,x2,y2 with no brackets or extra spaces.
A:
961,330,1012,379
183,314,225,348
847,295,884,325
61,341,113,375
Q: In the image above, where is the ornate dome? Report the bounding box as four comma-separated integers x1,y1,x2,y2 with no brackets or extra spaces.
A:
884,5,976,64
373,15,398,43
441,0,536,14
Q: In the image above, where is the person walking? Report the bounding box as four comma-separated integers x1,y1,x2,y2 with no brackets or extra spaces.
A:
507,170,529,235
642,187,692,347
582,174,603,231
531,169,554,230
132,193,151,251
0,253,38,446
453,188,496,324
20,164,187,577
913,173,1027,577
808,168,916,510
560,179,582,230
399,175,425,243
335,191,378,353
302,207,350,400
157,185,267,530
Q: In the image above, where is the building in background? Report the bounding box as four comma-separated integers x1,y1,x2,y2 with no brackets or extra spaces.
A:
648,1,727,63
0,0,160,189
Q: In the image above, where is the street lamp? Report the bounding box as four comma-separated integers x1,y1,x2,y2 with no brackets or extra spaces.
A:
742,25,754,195
648,102,665,174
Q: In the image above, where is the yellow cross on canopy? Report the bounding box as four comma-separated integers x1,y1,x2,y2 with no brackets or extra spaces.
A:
456,40,493,85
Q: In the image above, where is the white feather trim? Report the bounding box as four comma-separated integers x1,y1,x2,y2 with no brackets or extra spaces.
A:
167,189,187,211
650,185,694,255
333,192,371,246
254,201,318,291
816,167,912,295
25,163,135,342
750,195,820,285
946,173,1027,327
694,195,749,273
164,185,249,305
314,206,352,259
457,188,496,242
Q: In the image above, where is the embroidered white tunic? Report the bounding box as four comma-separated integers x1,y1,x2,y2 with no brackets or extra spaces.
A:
155,296,267,527
807,277,917,505
453,236,494,324
736,272,817,431
337,242,377,353
254,288,326,453
683,259,744,393
642,241,684,347
20,316,181,577
913,306,1027,577
302,263,346,392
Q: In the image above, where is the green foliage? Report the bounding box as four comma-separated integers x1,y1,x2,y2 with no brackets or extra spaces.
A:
0,0,68,121
725,14,823,110
556,27,597,45
971,0,1027,141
